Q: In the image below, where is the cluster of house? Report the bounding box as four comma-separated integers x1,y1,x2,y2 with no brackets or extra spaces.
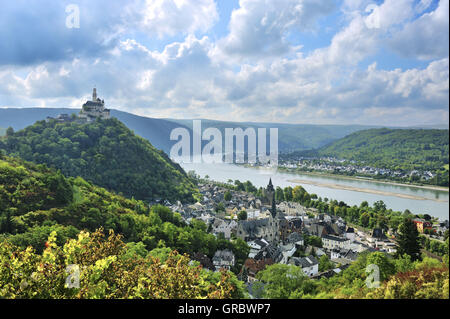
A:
278,156,436,181
168,180,407,286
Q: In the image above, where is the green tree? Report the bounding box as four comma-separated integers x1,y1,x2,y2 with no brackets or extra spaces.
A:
275,187,284,202
256,264,316,299
237,210,247,221
396,219,422,261
318,255,334,272
215,202,225,213
5,127,14,137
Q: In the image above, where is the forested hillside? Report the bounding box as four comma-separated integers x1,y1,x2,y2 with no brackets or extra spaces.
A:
0,155,246,298
306,128,449,181
0,118,199,202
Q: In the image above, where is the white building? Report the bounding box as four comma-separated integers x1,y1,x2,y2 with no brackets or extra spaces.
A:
212,250,235,271
212,219,238,239
322,235,351,250
289,256,319,277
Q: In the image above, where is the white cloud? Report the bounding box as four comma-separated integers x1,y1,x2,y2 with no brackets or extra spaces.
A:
139,0,219,37
0,0,448,127
220,0,335,59
389,0,449,60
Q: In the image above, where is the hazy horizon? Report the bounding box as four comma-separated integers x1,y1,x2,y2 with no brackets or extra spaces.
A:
0,106,449,129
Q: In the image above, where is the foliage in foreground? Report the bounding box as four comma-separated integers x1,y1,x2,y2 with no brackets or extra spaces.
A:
0,229,246,299
256,251,449,299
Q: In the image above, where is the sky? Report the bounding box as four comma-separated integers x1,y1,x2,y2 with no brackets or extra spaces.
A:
0,0,448,126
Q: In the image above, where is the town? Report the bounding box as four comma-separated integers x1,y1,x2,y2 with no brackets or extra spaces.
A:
161,178,448,297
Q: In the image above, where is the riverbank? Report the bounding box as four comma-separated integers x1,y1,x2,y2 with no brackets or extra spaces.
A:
274,167,449,192
288,178,448,203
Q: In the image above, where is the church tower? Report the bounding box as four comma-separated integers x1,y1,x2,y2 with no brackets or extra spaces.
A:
266,178,280,243
266,178,276,218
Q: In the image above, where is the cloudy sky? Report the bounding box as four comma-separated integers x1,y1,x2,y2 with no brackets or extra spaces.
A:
0,0,448,126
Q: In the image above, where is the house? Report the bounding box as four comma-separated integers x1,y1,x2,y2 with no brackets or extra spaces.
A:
289,256,319,277
242,258,274,282
345,227,356,242
279,243,296,264
286,232,304,247
192,252,215,271
254,243,283,263
248,238,270,251
330,248,358,262
413,218,433,233
248,239,270,259
322,235,351,250
306,223,328,237
197,213,215,225
306,221,342,238
212,219,238,239
212,250,235,271
279,217,303,241
246,209,262,220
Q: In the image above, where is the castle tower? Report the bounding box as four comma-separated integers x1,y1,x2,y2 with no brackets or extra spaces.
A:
92,87,97,101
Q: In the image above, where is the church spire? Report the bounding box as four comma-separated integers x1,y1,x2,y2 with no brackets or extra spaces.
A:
267,178,274,193
271,191,276,218
266,178,276,218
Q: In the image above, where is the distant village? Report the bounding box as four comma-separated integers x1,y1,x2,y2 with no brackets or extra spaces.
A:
276,156,437,182
161,179,449,295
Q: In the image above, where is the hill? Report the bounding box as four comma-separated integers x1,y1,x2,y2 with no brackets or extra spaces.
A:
0,118,199,202
0,155,234,256
304,128,449,177
0,128,5,136
0,155,247,298
0,108,190,154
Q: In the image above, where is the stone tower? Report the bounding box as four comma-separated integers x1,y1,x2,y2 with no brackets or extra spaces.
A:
266,178,276,218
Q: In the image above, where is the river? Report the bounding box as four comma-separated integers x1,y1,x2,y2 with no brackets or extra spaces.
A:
180,162,449,220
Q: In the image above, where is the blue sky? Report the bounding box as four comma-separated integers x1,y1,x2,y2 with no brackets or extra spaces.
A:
0,0,448,126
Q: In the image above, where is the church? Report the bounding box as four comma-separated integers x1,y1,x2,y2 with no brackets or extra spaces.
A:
236,179,284,243
78,88,110,122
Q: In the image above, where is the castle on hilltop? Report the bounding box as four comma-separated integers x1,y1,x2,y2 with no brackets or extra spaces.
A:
46,88,110,123
79,88,110,122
